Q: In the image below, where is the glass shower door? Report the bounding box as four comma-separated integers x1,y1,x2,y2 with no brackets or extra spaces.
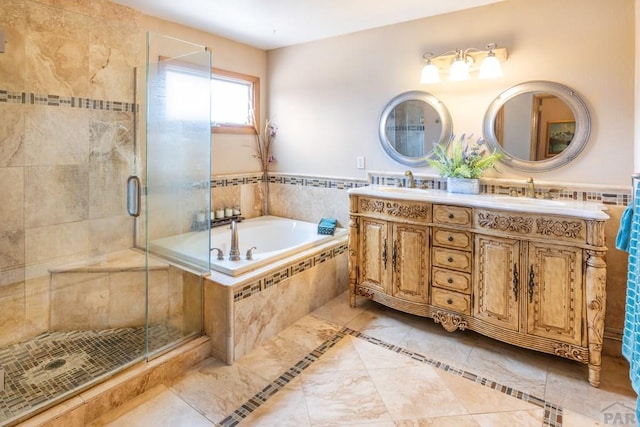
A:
142,33,211,356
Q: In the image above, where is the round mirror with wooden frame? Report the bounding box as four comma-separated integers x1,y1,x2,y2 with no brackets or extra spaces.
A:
483,81,591,172
378,91,453,166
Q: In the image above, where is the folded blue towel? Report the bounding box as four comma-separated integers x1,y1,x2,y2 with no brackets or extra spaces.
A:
318,218,337,235
616,203,633,252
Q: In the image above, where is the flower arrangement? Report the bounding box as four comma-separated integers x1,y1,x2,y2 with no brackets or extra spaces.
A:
252,119,277,173
427,134,502,179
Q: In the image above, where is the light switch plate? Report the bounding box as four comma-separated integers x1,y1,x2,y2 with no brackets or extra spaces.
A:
356,156,365,169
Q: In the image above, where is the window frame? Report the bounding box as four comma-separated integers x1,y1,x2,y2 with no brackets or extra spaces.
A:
211,68,260,135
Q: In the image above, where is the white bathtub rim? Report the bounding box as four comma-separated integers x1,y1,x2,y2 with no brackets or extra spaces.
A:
204,233,348,288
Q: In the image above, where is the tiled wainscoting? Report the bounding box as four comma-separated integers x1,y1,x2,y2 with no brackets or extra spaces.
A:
213,171,631,354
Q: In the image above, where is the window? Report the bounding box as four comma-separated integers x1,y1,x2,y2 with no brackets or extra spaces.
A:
211,68,260,134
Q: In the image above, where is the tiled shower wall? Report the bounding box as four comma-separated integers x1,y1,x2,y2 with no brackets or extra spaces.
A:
0,0,142,346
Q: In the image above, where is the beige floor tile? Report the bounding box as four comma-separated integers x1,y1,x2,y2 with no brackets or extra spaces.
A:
301,368,393,425
433,369,540,414
241,377,311,427
562,408,604,426
277,313,342,351
351,335,424,370
471,409,545,427
399,321,479,368
304,335,367,375
312,290,371,326
103,386,212,427
368,365,469,420
237,334,312,381
345,309,414,347
168,358,270,424
394,415,481,426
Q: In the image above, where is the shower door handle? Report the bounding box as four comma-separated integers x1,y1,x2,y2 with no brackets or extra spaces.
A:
127,175,141,217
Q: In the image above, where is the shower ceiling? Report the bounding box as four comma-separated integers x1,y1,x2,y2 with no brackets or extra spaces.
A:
110,0,505,50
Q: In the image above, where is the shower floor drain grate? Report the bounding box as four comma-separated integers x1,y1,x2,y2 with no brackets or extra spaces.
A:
44,359,66,370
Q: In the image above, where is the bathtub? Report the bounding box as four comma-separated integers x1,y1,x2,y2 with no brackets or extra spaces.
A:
149,215,347,276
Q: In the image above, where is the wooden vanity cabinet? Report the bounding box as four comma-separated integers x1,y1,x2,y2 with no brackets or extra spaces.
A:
349,192,607,387
355,198,431,306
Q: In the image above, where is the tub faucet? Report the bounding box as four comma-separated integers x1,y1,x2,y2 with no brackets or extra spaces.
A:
229,220,241,261
525,177,536,198
404,170,415,188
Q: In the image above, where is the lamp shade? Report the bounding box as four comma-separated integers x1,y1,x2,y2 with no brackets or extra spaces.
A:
449,58,469,81
479,54,502,79
420,63,440,84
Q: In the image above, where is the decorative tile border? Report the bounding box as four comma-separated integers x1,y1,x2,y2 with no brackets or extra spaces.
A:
219,327,565,426
212,172,630,207
0,89,136,112
232,242,348,302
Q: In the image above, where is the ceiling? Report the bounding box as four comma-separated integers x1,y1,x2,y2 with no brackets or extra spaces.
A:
111,0,505,50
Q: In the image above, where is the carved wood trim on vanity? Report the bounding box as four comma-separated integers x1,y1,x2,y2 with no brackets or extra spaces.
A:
349,193,607,387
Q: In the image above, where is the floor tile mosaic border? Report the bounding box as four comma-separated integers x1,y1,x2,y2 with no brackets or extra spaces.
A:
218,326,564,427
0,89,136,112
232,242,348,302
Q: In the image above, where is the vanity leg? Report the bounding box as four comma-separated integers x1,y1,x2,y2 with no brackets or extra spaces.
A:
585,246,607,388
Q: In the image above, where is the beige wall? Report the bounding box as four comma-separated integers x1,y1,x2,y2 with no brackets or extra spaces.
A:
267,0,634,186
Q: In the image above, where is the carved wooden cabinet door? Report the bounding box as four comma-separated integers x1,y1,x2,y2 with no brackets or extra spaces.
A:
525,242,584,346
473,235,520,331
391,223,430,303
358,218,391,294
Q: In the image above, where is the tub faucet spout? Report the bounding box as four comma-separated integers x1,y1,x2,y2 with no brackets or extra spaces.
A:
229,220,241,261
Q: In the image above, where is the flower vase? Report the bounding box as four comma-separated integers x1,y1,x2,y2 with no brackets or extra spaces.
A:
262,171,269,215
447,177,480,195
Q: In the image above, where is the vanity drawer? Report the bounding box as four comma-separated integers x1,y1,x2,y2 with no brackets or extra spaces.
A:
432,247,472,272
431,287,471,314
433,228,472,250
432,267,471,293
355,197,431,223
433,205,472,227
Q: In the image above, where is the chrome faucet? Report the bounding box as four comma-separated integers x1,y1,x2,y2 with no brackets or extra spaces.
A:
525,177,536,198
404,170,416,188
229,220,241,261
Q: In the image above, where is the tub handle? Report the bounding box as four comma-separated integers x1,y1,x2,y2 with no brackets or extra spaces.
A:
210,247,224,261
246,246,257,261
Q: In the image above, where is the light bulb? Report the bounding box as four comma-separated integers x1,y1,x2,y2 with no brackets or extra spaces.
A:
479,53,503,79
449,58,470,81
420,62,440,84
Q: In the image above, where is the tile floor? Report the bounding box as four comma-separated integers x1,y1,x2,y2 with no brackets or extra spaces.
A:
95,292,637,426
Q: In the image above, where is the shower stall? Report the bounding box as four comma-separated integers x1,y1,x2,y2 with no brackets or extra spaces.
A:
0,33,211,426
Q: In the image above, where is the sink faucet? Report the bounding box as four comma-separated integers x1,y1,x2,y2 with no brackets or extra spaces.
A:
525,177,536,198
229,220,241,261
404,170,415,188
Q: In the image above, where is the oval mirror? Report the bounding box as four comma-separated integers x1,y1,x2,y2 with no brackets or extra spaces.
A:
483,81,591,172
379,91,453,166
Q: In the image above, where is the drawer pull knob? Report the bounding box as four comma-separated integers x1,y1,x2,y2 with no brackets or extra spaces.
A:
447,278,453,284
448,235,454,242
447,298,453,305
448,213,454,219
447,256,454,263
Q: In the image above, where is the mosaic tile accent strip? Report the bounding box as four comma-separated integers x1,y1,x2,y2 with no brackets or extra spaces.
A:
0,325,186,426
231,240,346,301
219,326,566,426
0,89,136,112
233,281,262,302
218,331,346,426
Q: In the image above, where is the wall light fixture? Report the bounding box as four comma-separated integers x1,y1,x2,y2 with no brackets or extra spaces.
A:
420,43,508,84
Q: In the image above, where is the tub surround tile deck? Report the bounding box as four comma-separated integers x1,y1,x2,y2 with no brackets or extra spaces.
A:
99,292,635,426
